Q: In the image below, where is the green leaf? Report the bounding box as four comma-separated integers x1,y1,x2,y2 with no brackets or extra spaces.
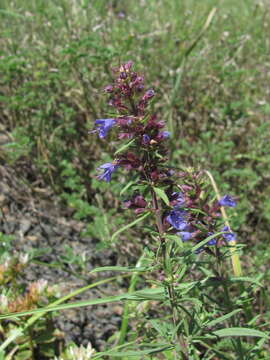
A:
212,327,268,338
114,139,135,155
14,350,32,360
99,345,173,357
164,234,183,247
189,208,208,216
153,187,170,206
111,212,151,242
120,180,135,196
150,319,173,338
191,231,225,253
0,295,130,320
229,277,263,287
205,309,242,327
91,266,152,273
0,282,195,320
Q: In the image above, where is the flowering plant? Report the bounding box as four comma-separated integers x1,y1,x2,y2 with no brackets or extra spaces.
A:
93,61,239,259
91,62,246,357
0,62,266,360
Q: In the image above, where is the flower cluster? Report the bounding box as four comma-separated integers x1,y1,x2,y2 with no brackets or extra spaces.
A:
94,61,170,183
93,61,237,253
161,175,237,253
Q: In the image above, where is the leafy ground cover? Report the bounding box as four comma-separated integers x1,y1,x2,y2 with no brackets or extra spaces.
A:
0,0,269,359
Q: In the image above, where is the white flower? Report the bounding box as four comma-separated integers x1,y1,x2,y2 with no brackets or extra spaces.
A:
36,279,48,294
68,343,95,360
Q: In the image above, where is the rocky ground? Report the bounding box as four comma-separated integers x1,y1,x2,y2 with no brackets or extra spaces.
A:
0,163,123,350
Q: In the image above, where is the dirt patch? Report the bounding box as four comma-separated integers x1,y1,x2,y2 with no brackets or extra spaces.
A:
0,164,123,350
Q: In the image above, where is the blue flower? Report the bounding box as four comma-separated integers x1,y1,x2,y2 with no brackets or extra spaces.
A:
97,163,118,182
95,118,116,139
160,131,170,138
222,226,237,242
142,89,155,101
142,134,150,144
206,232,217,246
195,233,217,254
167,210,187,230
171,192,185,208
177,231,192,242
218,195,236,207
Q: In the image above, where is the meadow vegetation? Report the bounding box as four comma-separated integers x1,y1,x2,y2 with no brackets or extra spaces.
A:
0,0,269,359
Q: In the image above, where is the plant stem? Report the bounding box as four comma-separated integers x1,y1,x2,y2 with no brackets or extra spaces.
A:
28,326,35,360
216,252,244,360
151,188,189,359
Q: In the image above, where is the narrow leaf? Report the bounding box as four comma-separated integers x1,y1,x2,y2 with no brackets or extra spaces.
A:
114,139,135,155
212,327,268,338
0,282,196,321
191,231,225,253
101,345,173,357
229,277,263,287
153,187,170,206
111,212,150,242
91,266,151,273
120,180,135,196
205,309,242,327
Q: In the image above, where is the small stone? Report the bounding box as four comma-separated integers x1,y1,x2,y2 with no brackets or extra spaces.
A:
20,219,31,235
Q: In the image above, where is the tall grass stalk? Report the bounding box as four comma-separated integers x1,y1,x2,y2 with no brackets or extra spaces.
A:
205,170,242,276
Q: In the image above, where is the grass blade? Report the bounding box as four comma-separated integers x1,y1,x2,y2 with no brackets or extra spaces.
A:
111,211,151,242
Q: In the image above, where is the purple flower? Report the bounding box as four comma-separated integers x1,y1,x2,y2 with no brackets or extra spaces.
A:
167,210,187,230
207,232,217,246
195,233,217,254
120,71,128,79
160,131,170,138
178,231,192,242
171,192,185,208
97,163,118,182
195,247,204,254
142,89,155,101
95,118,116,139
104,85,113,93
222,226,237,242
142,134,150,144
123,61,133,71
218,195,236,207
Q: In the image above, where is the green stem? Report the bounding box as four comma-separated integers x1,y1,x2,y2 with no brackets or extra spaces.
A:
28,326,35,360
151,189,189,360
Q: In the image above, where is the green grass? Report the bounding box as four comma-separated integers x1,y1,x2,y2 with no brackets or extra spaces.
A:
2,0,268,241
